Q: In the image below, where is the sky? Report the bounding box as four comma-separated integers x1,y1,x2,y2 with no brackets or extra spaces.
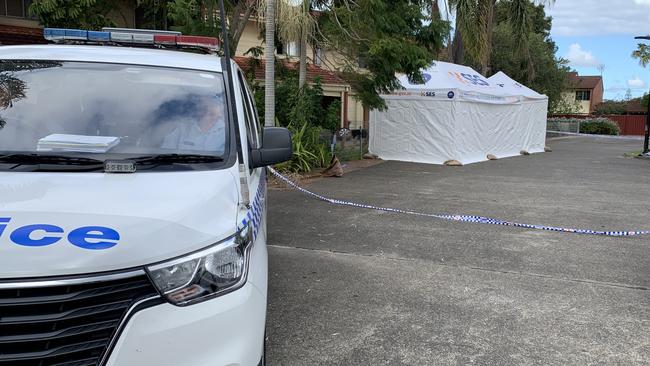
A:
546,0,650,100
438,0,650,100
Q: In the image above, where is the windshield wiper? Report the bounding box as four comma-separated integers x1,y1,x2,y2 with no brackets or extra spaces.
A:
127,154,224,166
0,153,105,165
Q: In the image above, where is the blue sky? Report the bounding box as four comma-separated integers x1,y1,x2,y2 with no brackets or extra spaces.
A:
546,0,650,100
439,0,650,100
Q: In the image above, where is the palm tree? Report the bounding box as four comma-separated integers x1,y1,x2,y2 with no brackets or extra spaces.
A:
447,0,554,77
275,0,315,88
264,0,276,127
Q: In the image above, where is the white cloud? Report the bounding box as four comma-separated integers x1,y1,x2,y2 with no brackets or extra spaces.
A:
565,44,601,67
547,0,650,37
628,77,647,88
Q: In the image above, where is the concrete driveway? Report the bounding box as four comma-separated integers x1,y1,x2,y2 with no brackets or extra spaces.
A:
266,136,649,365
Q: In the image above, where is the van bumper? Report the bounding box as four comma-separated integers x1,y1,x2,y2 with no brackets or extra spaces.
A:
105,282,266,366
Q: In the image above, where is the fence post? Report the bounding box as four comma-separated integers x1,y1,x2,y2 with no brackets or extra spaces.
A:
359,128,363,160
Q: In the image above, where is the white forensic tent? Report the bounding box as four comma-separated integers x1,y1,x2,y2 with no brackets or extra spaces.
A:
369,62,548,165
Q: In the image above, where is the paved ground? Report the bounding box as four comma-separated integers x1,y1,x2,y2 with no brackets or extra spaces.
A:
266,136,650,365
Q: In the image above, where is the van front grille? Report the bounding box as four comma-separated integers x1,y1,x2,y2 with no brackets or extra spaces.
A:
0,273,160,366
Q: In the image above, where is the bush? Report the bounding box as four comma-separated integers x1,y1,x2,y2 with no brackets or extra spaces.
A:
274,122,331,173
247,66,336,173
579,118,620,135
547,117,620,135
593,101,627,115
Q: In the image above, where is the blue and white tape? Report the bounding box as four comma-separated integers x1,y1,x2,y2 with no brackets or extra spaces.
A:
268,167,650,237
547,130,644,141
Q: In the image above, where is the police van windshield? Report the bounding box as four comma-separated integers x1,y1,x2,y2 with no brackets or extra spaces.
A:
0,60,229,166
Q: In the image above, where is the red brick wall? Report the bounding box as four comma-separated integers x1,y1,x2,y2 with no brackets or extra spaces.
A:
590,80,604,113
0,24,46,45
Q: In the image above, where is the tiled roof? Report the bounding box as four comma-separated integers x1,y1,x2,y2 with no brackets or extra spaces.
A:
234,56,346,86
0,24,46,45
567,72,602,90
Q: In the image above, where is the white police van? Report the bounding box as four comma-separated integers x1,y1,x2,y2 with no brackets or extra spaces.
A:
0,28,292,366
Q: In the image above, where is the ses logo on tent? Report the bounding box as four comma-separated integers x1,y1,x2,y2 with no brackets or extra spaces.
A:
448,72,490,87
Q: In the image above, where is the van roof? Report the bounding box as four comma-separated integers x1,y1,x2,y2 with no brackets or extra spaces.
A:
0,45,224,72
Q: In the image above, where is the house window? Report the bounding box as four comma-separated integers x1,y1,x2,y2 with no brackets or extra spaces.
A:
2,0,34,18
576,90,591,101
358,54,368,69
286,41,299,57
314,47,323,66
277,41,299,57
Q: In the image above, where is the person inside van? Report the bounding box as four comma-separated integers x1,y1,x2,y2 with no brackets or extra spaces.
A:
161,94,226,154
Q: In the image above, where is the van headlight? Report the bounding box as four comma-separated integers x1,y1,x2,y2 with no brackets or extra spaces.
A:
146,225,253,306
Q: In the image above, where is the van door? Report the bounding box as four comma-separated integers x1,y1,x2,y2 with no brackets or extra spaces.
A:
235,68,266,242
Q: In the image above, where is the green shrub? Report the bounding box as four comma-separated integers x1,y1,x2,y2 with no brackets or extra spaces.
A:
579,118,620,135
248,66,336,173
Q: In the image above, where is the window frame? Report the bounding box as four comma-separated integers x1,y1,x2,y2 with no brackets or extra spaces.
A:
575,90,591,101
236,70,260,150
3,0,34,19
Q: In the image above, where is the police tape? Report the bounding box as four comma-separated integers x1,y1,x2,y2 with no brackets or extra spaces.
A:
547,130,644,140
267,167,650,238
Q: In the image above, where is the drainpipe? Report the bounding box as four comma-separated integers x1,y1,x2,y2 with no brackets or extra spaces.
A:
343,90,349,129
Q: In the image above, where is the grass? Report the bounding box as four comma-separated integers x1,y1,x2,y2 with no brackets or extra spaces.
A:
624,151,643,158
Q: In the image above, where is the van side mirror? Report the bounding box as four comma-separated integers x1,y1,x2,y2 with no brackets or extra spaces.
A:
250,127,293,168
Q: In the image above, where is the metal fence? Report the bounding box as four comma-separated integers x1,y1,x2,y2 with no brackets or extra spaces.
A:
322,126,369,161
547,118,582,133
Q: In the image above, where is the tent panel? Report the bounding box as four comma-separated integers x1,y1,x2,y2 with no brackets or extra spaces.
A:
487,71,547,100
394,61,521,104
453,99,547,164
369,98,457,165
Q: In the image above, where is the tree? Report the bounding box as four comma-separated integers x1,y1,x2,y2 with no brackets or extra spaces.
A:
167,0,257,51
625,88,633,101
632,42,650,68
136,0,172,30
447,0,492,72
490,1,570,111
447,0,554,77
274,0,316,89
315,0,450,109
29,0,122,29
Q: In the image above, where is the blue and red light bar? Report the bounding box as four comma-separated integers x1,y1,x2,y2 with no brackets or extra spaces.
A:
43,27,220,53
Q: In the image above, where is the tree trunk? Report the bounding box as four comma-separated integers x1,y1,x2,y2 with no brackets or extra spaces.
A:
230,2,256,54
298,25,307,88
431,0,440,20
265,0,276,127
451,27,464,64
298,0,308,89
481,0,495,76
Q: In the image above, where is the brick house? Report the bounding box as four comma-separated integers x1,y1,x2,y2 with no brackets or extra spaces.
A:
562,72,604,114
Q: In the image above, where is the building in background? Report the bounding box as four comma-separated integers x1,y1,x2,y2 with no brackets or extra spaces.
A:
562,72,603,114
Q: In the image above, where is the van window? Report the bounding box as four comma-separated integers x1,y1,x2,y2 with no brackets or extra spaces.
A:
0,60,229,164
237,71,259,149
